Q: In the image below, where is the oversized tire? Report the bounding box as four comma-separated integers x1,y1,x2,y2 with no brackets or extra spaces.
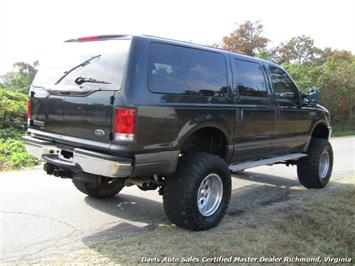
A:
72,178,125,198
297,138,333,188
163,152,231,231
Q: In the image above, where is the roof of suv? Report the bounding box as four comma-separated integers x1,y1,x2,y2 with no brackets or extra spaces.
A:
65,34,272,66
141,34,271,65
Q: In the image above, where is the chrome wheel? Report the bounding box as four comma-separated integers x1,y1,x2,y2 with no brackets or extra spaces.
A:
319,150,330,179
197,173,223,217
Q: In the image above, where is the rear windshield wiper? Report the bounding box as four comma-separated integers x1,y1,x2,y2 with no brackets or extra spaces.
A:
74,76,111,85
54,54,101,85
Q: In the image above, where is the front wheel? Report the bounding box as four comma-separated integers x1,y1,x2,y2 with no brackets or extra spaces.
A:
297,138,333,188
163,152,231,231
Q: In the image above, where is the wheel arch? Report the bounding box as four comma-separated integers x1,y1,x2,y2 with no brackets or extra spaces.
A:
310,120,330,139
305,120,331,151
177,121,233,161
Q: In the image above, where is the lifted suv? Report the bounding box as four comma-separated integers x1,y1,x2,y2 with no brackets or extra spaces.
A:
24,35,333,230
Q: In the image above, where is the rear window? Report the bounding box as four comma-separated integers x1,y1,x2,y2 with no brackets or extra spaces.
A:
33,39,131,90
148,43,228,96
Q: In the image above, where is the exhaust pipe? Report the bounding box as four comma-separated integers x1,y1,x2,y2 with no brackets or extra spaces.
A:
125,177,158,190
44,163,71,178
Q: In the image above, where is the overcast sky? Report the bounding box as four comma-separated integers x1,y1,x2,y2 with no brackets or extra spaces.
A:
1,0,354,75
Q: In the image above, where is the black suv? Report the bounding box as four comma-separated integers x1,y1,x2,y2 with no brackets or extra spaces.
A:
24,35,333,230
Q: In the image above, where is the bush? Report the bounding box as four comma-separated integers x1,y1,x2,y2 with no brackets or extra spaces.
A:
0,87,27,130
0,138,39,170
0,128,24,140
0,87,39,170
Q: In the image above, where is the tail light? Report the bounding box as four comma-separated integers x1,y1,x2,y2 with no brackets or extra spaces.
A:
27,99,31,123
114,108,136,141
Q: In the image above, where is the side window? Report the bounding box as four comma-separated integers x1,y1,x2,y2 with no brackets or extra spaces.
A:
148,43,228,96
233,59,267,97
269,65,299,104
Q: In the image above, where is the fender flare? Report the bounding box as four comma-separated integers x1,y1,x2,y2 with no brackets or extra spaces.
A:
305,120,330,150
175,118,233,160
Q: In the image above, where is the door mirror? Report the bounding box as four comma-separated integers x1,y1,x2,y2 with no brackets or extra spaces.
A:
302,87,319,106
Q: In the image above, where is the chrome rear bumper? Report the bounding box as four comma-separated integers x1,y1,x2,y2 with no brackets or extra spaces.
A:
23,136,132,178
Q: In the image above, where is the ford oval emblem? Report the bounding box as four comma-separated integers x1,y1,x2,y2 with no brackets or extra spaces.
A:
94,129,106,137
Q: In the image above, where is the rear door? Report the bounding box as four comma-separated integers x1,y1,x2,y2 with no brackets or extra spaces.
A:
231,58,276,162
30,38,131,148
61,90,114,143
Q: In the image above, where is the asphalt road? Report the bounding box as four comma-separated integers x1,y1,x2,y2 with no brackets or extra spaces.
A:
0,137,354,262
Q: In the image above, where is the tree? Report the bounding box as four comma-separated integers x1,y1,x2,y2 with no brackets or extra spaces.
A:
318,48,353,64
284,50,355,126
221,20,269,56
271,35,322,64
317,53,355,125
283,63,323,90
0,61,39,93
255,50,273,61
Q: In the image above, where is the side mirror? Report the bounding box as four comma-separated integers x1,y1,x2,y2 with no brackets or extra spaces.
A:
308,87,319,105
302,87,319,106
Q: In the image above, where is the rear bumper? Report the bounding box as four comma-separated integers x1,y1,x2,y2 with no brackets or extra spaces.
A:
23,135,180,178
23,136,132,178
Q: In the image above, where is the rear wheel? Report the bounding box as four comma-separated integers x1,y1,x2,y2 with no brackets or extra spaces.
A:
297,138,333,188
163,152,231,231
72,178,125,198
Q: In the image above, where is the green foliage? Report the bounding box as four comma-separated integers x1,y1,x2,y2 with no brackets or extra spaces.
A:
0,138,39,170
0,61,38,93
284,50,355,126
0,89,39,170
271,35,322,65
0,62,40,170
0,128,24,140
0,87,28,130
317,54,355,125
282,63,323,90
255,50,273,61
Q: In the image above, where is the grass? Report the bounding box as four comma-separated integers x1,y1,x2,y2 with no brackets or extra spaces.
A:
332,129,355,137
23,179,355,265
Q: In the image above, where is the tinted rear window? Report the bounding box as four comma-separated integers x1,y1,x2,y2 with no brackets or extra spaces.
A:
148,43,227,96
33,39,131,90
233,59,267,97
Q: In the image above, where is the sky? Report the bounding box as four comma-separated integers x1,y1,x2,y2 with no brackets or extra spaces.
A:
1,0,354,75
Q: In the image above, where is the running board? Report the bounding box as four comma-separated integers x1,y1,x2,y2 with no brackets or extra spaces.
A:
229,153,307,172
